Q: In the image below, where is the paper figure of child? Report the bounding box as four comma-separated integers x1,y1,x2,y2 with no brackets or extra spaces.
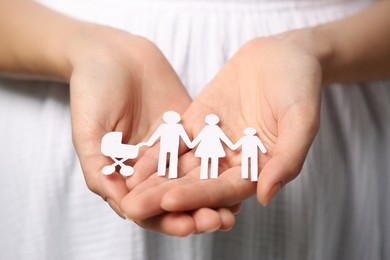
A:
191,114,235,180
232,127,267,181
141,111,192,179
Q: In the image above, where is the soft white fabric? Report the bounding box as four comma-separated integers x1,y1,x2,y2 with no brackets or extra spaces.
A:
1,0,390,259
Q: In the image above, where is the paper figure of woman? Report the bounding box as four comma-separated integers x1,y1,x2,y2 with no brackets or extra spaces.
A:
191,114,235,179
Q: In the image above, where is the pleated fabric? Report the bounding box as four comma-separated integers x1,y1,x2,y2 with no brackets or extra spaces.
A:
1,0,389,259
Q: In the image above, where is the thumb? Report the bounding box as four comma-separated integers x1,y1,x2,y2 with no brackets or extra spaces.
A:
257,107,319,206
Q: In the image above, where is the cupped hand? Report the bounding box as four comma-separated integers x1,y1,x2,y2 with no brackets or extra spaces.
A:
121,29,323,231
69,25,192,218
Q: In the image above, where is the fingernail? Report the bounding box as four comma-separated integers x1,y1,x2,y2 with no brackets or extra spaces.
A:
207,226,221,233
232,204,243,215
220,226,234,232
132,220,141,227
195,230,216,235
106,198,125,219
265,182,282,206
123,213,131,221
194,226,220,235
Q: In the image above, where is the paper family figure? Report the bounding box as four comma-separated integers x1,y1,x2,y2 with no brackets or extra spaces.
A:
100,132,142,176
141,111,192,179
100,111,268,181
232,127,267,181
191,114,235,179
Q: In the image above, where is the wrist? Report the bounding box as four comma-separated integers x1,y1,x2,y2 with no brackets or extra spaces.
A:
53,21,97,81
309,26,337,85
64,24,144,81
274,27,335,85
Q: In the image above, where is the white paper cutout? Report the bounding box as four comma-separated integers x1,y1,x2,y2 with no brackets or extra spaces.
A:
191,114,235,179
232,127,267,182
101,132,141,176
100,111,268,181
142,111,192,179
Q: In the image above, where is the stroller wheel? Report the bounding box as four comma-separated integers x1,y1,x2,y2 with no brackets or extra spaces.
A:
120,166,134,176
102,165,115,175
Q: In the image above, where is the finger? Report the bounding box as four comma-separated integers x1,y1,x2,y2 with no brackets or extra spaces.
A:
135,206,238,236
193,205,240,233
217,207,236,231
85,172,128,218
192,208,222,233
121,153,201,220
121,173,168,221
122,172,196,221
81,154,130,218
228,202,243,215
126,147,198,191
133,212,195,237
161,167,256,212
126,144,161,190
257,106,319,205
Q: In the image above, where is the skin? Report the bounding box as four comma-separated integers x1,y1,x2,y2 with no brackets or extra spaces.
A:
0,0,238,233
122,30,322,228
1,0,390,236
121,0,390,233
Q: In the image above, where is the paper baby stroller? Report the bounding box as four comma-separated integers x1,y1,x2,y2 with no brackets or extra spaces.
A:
101,132,141,176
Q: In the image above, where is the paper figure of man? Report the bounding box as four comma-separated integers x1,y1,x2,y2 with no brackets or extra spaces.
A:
142,111,192,179
233,127,267,181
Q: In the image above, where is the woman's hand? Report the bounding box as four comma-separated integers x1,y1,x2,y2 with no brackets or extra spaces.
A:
0,0,194,219
121,29,324,229
117,1,390,235
68,26,193,218
169,31,323,206
2,0,389,237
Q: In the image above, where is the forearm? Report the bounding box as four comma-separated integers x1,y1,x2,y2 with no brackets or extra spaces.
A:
0,0,88,80
316,0,390,83
317,0,390,84
280,0,390,85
